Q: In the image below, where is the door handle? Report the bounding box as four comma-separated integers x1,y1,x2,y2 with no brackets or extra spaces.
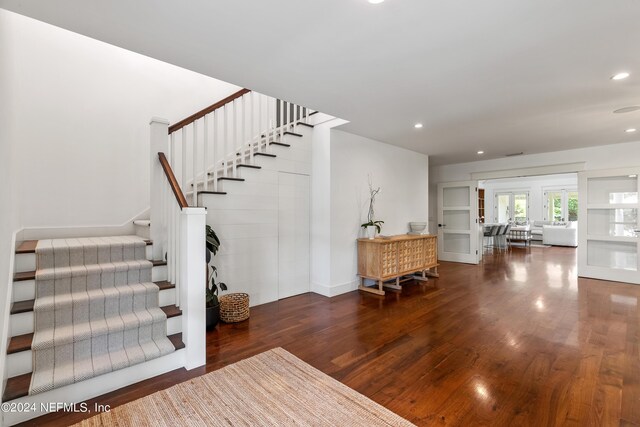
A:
438,224,446,228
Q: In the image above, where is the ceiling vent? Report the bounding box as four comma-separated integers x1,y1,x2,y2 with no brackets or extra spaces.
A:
505,152,524,157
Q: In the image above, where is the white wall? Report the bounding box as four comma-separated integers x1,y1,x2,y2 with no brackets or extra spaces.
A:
481,174,577,223
430,140,640,232
0,10,20,401
203,129,313,307
328,130,429,295
2,9,240,232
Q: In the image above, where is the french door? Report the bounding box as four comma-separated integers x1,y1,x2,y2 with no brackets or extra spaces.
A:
544,188,578,222
437,181,479,264
578,168,640,284
494,192,529,223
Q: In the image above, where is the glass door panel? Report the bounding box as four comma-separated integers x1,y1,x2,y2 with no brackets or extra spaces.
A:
567,191,579,221
495,192,529,223
496,194,510,223
514,194,528,223
438,182,479,264
579,169,640,284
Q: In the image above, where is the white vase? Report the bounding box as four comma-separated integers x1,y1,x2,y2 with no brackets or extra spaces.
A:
366,225,377,239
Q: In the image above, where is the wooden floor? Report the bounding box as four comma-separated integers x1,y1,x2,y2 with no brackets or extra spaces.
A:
21,247,640,426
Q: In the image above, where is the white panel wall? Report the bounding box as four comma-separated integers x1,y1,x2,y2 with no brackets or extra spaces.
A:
1,9,240,231
430,140,640,233
481,173,577,223
329,130,429,295
203,132,312,307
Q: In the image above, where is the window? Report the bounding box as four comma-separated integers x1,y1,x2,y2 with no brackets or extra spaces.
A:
495,192,529,223
544,189,578,222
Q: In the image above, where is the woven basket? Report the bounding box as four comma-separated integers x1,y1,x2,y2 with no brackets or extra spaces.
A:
219,293,250,323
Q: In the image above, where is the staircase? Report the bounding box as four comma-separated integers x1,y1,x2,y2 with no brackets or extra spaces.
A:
4,237,184,400
2,88,321,425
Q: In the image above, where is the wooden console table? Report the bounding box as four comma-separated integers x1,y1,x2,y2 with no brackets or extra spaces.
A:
357,234,438,295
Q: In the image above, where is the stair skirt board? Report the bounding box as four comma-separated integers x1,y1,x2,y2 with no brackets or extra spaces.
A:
28,236,175,396
3,349,186,426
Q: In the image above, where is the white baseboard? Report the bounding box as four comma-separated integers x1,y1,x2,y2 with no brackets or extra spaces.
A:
3,349,187,426
310,279,359,298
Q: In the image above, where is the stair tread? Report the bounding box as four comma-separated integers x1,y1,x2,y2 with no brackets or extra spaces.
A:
284,131,303,137
217,177,245,182
198,191,227,196
309,110,319,116
15,239,152,255
237,164,262,169
14,271,35,282
10,298,176,316
3,372,31,402
154,280,175,290
15,258,163,283
16,240,38,254
269,142,291,147
3,333,185,402
7,333,33,354
298,122,314,128
254,153,277,158
168,333,185,350
11,300,34,315
7,302,179,354
161,305,182,318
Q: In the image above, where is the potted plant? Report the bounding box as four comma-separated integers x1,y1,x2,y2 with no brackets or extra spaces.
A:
360,177,384,239
206,225,227,330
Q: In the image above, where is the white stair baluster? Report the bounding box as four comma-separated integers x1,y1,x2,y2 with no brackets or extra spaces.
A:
280,99,285,143
192,120,198,206
169,132,176,285
250,92,255,163
203,115,208,194
223,104,228,178
259,93,264,156
241,94,246,165
266,97,272,154
181,127,187,204
212,110,217,191
232,99,237,176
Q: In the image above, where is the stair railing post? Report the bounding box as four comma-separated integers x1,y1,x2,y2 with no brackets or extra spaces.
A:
150,117,170,261
179,206,207,369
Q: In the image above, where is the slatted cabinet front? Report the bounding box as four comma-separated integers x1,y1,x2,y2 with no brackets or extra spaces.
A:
358,235,438,281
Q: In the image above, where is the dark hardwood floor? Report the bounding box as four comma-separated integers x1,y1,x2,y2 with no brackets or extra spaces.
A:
20,247,640,426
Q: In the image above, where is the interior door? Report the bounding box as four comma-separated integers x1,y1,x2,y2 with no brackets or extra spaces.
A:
437,181,479,264
578,168,640,284
278,172,311,298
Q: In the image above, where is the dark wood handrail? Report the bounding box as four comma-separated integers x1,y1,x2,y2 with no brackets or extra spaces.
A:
158,152,189,209
168,88,251,134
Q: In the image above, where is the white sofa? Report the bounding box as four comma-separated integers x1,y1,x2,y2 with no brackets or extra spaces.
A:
542,222,578,247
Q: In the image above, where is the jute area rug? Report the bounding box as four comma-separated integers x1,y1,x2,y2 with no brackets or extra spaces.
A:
74,347,414,426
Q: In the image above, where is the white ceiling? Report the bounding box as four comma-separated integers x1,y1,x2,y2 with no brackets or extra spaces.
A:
2,0,640,165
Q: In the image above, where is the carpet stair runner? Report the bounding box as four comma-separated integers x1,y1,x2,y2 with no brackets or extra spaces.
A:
29,236,174,395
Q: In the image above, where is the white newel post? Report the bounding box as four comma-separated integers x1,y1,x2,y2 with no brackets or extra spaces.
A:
150,117,170,261
180,207,207,369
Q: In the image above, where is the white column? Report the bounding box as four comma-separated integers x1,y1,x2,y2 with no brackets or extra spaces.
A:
179,207,207,369
150,117,169,261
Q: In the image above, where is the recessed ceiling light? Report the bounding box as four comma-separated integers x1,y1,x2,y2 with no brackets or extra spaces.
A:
625,128,637,133
612,72,630,81
414,123,423,129
477,151,484,155
368,0,384,4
